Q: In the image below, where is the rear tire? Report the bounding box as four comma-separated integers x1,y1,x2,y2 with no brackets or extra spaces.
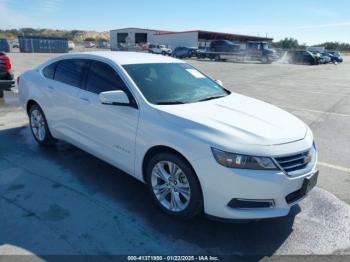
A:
214,54,221,61
145,152,203,219
29,104,54,146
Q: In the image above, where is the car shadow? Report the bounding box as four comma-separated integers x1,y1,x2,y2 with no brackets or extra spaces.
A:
0,126,298,258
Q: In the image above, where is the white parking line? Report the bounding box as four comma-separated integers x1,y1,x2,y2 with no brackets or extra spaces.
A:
277,105,350,117
285,89,350,96
318,161,350,173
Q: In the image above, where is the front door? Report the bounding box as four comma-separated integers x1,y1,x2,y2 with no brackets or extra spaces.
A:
77,60,139,174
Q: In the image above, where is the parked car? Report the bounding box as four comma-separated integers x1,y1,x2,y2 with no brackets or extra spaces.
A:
287,50,319,65
12,42,19,48
84,42,95,48
209,40,239,53
312,52,331,64
326,51,343,63
0,52,14,97
0,39,10,53
148,44,172,56
18,52,318,221
320,53,332,64
172,47,196,58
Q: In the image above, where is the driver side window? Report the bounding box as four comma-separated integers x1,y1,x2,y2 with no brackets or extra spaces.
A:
86,61,127,94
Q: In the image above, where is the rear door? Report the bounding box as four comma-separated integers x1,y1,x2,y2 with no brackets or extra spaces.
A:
49,59,89,143
77,60,139,174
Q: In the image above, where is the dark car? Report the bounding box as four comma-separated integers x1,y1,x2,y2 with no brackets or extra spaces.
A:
0,39,10,53
326,51,343,63
288,50,319,65
172,47,197,58
312,52,331,64
0,52,14,97
209,40,239,52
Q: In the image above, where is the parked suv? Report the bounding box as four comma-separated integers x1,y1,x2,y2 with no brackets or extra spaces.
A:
0,52,14,97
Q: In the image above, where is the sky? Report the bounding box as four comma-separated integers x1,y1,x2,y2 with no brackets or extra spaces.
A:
0,0,350,44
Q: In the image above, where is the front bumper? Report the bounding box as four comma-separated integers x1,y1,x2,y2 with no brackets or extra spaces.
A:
268,54,280,61
192,156,318,220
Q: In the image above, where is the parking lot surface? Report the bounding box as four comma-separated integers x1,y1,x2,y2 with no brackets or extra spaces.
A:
1,53,350,258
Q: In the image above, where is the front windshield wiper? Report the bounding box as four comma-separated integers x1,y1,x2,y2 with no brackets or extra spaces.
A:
198,95,227,102
156,101,186,105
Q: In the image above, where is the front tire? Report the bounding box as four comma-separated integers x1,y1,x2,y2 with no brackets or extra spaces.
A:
29,104,54,146
145,152,203,219
261,56,270,64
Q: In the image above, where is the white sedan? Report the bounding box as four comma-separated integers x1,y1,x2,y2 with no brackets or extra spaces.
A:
18,51,318,220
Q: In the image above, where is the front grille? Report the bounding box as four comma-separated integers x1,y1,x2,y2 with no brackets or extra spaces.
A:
275,150,311,173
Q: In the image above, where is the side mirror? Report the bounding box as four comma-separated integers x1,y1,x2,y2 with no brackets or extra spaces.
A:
99,90,130,106
216,79,223,86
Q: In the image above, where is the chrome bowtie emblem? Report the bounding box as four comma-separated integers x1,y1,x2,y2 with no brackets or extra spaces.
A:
304,155,312,164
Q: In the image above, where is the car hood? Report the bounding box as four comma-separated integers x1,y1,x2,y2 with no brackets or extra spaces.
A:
157,93,307,146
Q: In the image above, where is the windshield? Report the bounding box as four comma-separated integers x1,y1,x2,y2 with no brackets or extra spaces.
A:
123,63,229,104
261,43,269,50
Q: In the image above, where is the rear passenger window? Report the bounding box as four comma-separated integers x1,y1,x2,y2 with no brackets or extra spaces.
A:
86,61,127,94
54,59,87,88
42,62,57,79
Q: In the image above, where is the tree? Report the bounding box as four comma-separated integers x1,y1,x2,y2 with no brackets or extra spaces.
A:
316,42,350,52
273,38,300,49
84,37,96,42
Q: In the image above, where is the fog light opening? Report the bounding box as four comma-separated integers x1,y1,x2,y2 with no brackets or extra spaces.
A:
228,198,275,209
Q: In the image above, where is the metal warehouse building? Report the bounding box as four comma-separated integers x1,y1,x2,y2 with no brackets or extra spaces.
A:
110,27,273,50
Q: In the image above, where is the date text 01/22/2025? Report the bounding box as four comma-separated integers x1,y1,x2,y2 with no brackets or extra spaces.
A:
127,255,220,261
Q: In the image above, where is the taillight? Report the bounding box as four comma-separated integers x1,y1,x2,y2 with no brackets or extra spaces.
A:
4,55,11,71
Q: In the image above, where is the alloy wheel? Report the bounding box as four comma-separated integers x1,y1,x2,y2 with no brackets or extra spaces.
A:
151,161,191,212
30,109,46,142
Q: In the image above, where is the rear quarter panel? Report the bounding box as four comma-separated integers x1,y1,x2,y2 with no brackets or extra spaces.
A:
19,70,53,124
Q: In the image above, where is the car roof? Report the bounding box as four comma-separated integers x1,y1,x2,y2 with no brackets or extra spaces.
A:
54,51,183,65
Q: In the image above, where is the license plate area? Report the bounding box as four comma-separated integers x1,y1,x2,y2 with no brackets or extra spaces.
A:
285,170,319,204
301,170,319,195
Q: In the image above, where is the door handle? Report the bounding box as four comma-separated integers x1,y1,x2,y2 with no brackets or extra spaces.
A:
47,86,54,92
80,97,90,103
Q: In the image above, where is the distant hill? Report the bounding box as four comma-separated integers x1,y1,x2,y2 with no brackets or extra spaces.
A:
0,28,109,42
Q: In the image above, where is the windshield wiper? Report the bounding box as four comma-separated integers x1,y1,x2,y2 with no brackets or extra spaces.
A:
198,95,226,102
156,101,185,105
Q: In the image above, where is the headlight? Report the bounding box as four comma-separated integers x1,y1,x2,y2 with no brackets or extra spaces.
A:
211,148,278,170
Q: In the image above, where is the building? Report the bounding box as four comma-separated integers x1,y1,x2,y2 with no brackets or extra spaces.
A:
110,27,273,50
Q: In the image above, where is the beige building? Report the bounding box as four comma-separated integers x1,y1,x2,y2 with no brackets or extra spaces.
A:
110,27,273,50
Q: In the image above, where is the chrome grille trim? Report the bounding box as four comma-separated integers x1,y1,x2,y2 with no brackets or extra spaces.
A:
274,149,312,174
